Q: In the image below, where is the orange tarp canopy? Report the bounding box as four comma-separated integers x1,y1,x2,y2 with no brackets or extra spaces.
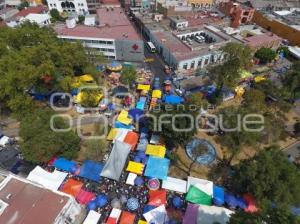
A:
119,211,136,224
123,132,139,150
61,178,83,197
148,190,167,207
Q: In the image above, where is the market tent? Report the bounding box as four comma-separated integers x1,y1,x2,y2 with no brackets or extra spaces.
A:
27,166,67,191
148,190,167,207
113,129,129,143
79,160,104,182
0,136,9,146
137,84,151,91
76,189,96,205
144,156,170,180
119,211,136,224
53,158,77,172
107,208,122,224
126,161,145,175
143,205,169,224
136,101,146,110
107,128,119,140
107,61,122,72
152,90,162,99
83,211,101,224
164,95,183,104
138,220,147,224
126,173,137,186
213,185,225,206
123,132,140,150
196,205,234,224
183,203,199,224
117,110,132,125
185,185,212,206
224,193,247,209
187,177,213,196
243,194,258,213
61,178,83,197
100,140,131,181
145,144,166,158
162,176,187,194
128,108,144,121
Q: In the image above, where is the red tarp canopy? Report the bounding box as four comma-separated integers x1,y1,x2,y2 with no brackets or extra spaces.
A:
243,194,259,213
76,189,95,205
148,190,167,207
119,211,135,224
61,179,83,197
123,132,139,150
106,217,117,224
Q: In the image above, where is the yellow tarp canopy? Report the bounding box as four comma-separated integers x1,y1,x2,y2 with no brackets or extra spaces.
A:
239,69,253,79
235,86,245,97
254,75,266,83
145,144,166,158
138,220,147,224
73,91,103,104
137,84,151,91
152,90,162,99
71,74,95,88
117,110,132,125
126,161,145,175
107,128,118,140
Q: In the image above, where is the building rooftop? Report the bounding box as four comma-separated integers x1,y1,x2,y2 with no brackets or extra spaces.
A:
12,6,45,18
0,175,69,224
96,7,131,27
55,23,141,41
243,33,282,48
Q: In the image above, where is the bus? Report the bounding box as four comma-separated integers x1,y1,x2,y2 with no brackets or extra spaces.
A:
146,41,156,53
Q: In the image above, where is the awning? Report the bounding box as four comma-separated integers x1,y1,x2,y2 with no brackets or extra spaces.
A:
27,166,68,191
78,160,104,182
53,158,77,173
185,185,212,206
107,208,122,223
148,190,167,207
123,132,140,150
152,90,162,99
61,178,83,197
100,141,131,181
143,205,169,224
117,110,132,125
162,176,187,194
76,189,96,205
126,161,145,175
119,211,136,224
187,176,213,196
83,211,101,224
145,144,166,158
137,84,151,91
144,156,170,180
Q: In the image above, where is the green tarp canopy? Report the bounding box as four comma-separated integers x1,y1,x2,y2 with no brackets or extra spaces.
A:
185,185,212,206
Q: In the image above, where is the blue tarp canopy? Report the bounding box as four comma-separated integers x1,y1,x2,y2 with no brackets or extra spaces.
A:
164,95,184,104
53,158,77,172
213,185,225,206
136,101,145,110
128,109,144,121
79,160,104,182
144,156,170,180
114,121,134,129
224,193,246,209
139,97,147,102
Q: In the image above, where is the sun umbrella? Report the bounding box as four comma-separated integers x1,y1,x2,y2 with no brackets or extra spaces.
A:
127,197,139,211
172,197,183,208
107,61,122,72
134,176,144,186
111,198,122,209
96,194,108,208
147,178,160,191
87,200,97,211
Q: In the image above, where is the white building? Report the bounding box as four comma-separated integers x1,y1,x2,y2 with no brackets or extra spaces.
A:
0,0,5,10
7,13,51,27
47,0,88,15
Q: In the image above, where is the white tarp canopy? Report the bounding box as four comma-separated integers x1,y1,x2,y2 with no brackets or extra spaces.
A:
0,136,10,146
197,205,234,224
162,176,187,193
27,166,68,191
100,140,131,181
109,208,122,222
126,173,137,186
144,205,169,224
113,129,129,143
187,176,213,196
288,46,300,59
83,211,101,224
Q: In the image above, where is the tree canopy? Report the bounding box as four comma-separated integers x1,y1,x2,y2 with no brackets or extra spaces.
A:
120,66,137,86
231,147,300,207
19,109,80,163
0,23,90,118
255,47,277,64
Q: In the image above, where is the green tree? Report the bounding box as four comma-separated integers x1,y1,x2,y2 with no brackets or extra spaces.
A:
120,66,137,86
211,43,252,91
231,147,300,207
149,103,197,146
18,1,29,10
277,46,289,57
50,9,64,22
255,47,277,64
186,92,208,111
19,109,80,163
80,88,102,107
242,89,267,112
84,139,107,161
294,122,300,136
77,15,85,24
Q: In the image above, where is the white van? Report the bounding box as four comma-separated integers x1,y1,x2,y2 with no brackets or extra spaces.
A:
146,42,156,53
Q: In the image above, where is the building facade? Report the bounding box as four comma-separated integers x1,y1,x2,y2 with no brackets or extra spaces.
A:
187,0,213,8
219,1,255,28
47,0,89,15
0,0,5,10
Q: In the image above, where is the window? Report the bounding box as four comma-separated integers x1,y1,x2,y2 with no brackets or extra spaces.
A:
50,3,52,6
107,41,113,45
198,60,202,66
190,61,195,69
204,58,209,65
107,49,114,52
54,3,56,6
183,63,188,69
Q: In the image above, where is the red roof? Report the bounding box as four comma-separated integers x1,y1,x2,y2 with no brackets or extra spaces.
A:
97,8,130,27
244,33,282,48
100,0,121,5
13,6,45,18
0,176,69,224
